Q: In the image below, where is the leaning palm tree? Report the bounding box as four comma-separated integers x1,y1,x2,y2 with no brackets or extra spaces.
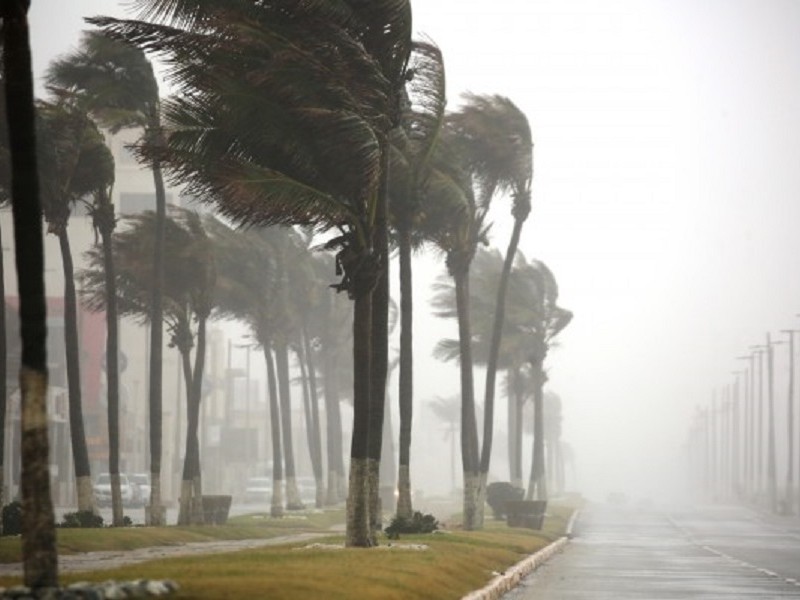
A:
208,219,285,517
81,208,216,524
47,31,169,524
448,95,533,525
426,130,490,530
38,98,114,515
91,0,412,546
388,39,447,519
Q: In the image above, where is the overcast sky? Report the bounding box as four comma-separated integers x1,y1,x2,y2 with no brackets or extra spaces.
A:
27,1,800,502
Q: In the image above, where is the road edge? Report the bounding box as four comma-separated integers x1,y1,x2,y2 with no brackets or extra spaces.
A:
460,509,581,600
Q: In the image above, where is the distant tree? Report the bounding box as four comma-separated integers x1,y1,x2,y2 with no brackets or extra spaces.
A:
38,98,114,515
448,94,533,526
389,40,447,519
48,31,169,524
1,0,58,585
91,0,412,546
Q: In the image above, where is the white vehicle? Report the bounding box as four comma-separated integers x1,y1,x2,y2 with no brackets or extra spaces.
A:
244,477,271,504
129,473,152,506
93,473,135,507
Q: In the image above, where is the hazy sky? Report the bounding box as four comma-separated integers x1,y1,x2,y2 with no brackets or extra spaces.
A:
27,1,800,502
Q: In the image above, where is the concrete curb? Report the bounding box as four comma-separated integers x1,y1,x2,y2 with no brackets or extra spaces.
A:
460,509,580,600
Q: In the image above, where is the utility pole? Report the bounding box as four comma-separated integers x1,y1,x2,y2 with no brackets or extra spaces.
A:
765,334,783,513
750,345,765,501
738,353,755,499
782,328,799,515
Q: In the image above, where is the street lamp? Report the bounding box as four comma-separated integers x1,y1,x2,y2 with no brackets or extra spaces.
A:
782,327,800,515
737,353,755,499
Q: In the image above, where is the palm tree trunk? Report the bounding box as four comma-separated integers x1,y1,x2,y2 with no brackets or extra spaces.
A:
396,228,413,519
526,361,547,501
367,249,389,541
176,342,193,526
0,222,7,517
57,229,95,514
322,343,342,506
347,282,372,547
1,4,58,582
188,315,207,524
147,138,167,526
275,341,303,510
98,192,123,526
262,342,284,517
479,216,526,523
454,267,480,530
301,329,325,507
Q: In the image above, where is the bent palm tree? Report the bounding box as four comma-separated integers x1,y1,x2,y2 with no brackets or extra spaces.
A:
389,39,447,519
48,31,169,524
92,0,412,546
448,95,533,525
38,98,114,515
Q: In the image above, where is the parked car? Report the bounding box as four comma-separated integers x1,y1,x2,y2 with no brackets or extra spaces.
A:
244,477,271,504
129,473,152,506
93,473,135,506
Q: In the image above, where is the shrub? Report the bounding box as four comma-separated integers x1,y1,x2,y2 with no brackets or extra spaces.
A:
60,510,104,528
486,482,524,519
385,511,439,540
1,501,22,536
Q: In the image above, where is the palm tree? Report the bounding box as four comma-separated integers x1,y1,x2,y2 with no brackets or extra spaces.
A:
1,0,58,585
510,257,572,501
448,95,533,524
426,137,489,530
38,98,115,515
92,0,412,546
389,40,447,519
47,31,169,524
0,60,11,514
82,208,215,524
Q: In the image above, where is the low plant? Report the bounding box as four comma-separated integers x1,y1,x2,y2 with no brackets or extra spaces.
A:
384,511,439,540
60,510,104,528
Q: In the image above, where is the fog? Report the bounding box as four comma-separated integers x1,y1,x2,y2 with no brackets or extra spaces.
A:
22,0,800,509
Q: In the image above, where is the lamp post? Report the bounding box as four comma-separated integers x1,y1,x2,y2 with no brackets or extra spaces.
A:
731,371,744,498
782,328,799,515
754,335,784,513
737,353,755,499
749,345,765,500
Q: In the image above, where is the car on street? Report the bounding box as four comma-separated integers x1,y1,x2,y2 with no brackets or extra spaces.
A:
243,476,271,504
129,473,152,506
93,473,135,507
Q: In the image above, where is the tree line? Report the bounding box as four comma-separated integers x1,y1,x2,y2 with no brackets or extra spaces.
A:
0,0,573,588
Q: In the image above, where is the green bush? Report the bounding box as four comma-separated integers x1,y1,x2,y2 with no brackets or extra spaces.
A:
1,501,22,536
60,510,104,528
384,511,439,540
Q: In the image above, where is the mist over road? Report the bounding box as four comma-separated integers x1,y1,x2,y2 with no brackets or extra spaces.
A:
505,504,800,599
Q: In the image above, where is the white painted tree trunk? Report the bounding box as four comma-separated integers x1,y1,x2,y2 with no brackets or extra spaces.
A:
346,457,371,546
75,475,95,514
462,471,481,530
396,465,412,519
285,475,303,510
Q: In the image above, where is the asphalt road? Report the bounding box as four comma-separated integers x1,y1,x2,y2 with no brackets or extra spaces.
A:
505,503,800,599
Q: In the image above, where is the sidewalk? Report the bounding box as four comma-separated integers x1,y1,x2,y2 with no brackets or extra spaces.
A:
0,532,327,577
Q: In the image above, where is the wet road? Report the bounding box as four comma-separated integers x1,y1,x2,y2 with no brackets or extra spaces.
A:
505,504,800,599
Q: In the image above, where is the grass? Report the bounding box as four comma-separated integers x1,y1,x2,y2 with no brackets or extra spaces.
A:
0,499,581,599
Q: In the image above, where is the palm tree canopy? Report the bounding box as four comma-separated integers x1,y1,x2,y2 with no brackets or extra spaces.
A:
88,1,410,240
80,207,216,334
46,30,160,132
447,93,533,216
432,248,572,366
36,99,115,231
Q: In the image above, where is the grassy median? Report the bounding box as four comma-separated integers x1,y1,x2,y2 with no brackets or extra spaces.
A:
0,499,580,599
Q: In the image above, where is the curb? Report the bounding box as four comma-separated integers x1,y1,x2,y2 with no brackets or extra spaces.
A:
460,510,580,600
